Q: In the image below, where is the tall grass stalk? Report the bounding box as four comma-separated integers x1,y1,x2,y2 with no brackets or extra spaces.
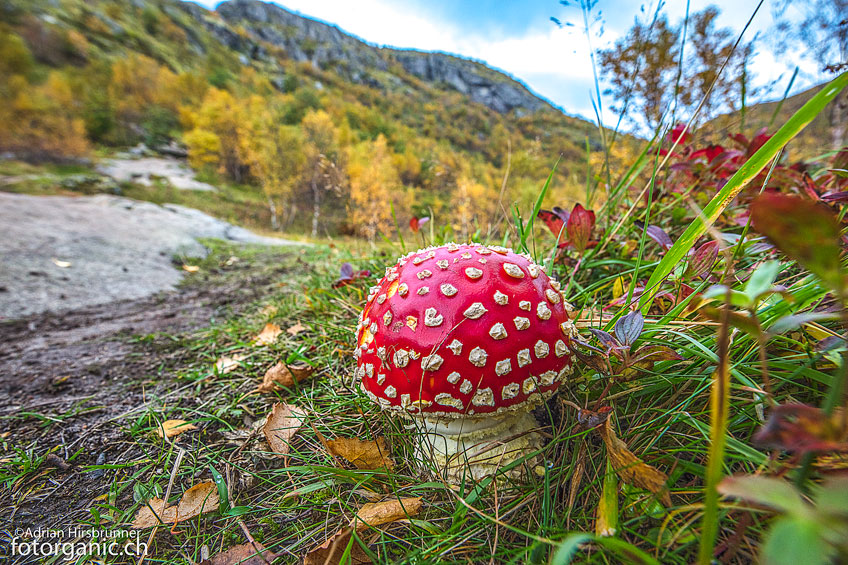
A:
639,71,848,311
698,288,732,564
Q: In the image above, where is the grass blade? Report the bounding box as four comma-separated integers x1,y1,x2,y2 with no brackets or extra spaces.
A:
638,71,848,311
519,157,560,255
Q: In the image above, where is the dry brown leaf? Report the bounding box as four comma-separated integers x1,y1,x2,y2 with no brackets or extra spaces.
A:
131,481,220,528
157,419,197,439
182,264,200,273
353,497,422,530
326,437,394,470
259,304,278,317
201,542,275,565
262,403,307,457
600,419,671,506
215,354,246,374
286,322,306,336
257,362,314,392
304,529,371,565
254,323,283,346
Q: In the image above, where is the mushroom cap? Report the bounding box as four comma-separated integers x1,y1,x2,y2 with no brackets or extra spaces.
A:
355,243,576,418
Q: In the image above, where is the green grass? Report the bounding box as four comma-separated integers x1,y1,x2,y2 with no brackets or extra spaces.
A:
4,174,844,563
2,62,846,565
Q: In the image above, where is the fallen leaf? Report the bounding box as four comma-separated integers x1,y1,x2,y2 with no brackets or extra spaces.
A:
51,258,72,268
577,406,612,430
326,437,394,470
259,304,278,317
201,542,275,565
182,264,200,273
304,529,371,565
353,497,422,530
157,419,197,439
599,419,671,506
132,481,220,528
255,323,283,346
215,354,247,374
257,362,314,392
287,322,306,336
754,404,847,454
263,403,307,457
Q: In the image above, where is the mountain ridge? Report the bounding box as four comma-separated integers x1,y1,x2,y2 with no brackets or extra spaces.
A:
186,0,556,116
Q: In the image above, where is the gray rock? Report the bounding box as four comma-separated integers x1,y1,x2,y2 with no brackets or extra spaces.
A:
0,193,302,319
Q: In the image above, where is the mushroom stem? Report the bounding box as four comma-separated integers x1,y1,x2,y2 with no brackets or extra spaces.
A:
415,412,543,482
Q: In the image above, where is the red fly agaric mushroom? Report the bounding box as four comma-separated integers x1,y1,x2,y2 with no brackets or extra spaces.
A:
354,243,577,481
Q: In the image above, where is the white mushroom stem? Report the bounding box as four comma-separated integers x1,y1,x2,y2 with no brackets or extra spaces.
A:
412,411,543,482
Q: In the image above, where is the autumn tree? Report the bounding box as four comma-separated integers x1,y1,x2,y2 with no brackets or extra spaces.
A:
108,54,176,144
598,7,752,132
238,95,306,230
348,135,402,241
183,87,248,181
772,0,848,74
301,109,343,237
772,0,848,148
0,71,89,161
687,7,753,121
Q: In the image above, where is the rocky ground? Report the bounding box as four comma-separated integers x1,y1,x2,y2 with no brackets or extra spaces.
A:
96,156,218,192
0,192,299,319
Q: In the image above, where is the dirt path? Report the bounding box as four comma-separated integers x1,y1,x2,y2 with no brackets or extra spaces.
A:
0,251,296,530
0,192,302,319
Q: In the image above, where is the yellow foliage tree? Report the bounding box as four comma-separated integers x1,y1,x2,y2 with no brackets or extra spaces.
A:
453,173,498,239
182,87,247,181
238,95,306,229
108,54,175,138
0,71,89,161
348,135,402,241
301,109,342,237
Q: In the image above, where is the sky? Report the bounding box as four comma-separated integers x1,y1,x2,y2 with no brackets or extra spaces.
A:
189,0,826,127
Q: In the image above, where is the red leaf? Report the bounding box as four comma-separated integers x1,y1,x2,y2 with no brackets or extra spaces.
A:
566,203,595,253
685,241,719,279
690,145,725,163
729,132,750,148
630,345,683,365
751,194,844,293
754,404,847,454
410,217,431,233
748,127,771,155
822,191,848,203
538,207,570,238
668,123,691,145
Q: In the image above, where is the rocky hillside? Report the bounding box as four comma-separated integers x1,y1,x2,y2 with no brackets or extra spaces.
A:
204,0,550,115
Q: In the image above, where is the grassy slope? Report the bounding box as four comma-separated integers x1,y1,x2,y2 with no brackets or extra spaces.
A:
703,81,843,159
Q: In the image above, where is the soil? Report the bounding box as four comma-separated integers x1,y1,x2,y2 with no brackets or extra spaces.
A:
0,256,294,532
